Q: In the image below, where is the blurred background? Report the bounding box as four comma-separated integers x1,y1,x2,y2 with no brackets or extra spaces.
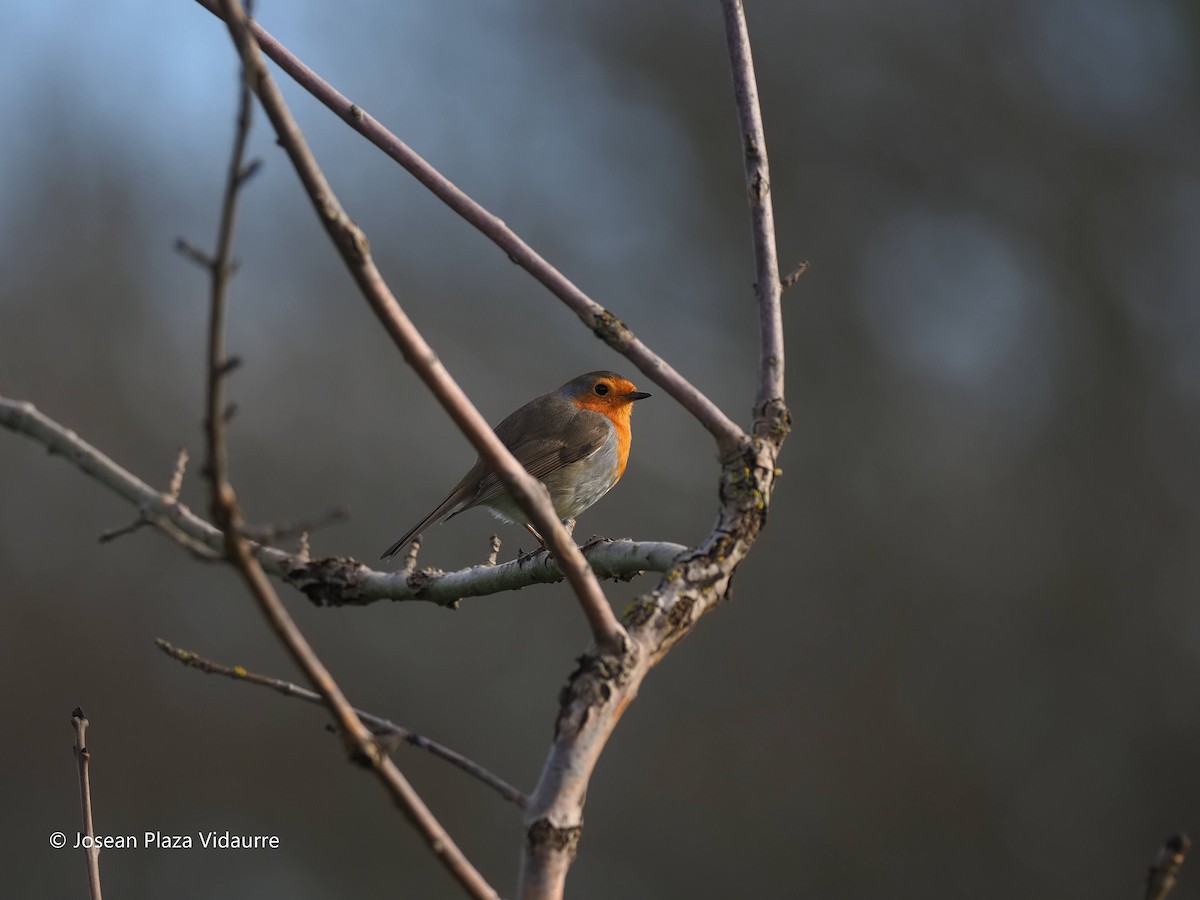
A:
3,0,1199,897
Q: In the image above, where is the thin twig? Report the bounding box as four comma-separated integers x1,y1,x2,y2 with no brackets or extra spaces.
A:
202,0,252,516
98,517,147,544
100,447,191,544
239,505,349,543
212,0,626,658
239,157,263,185
1146,834,1191,900
208,5,499,897
168,447,189,497
71,708,103,900
780,260,809,291
142,511,224,560
191,0,747,460
402,535,422,575
155,639,527,808
174,237,214,269
721,0,786,430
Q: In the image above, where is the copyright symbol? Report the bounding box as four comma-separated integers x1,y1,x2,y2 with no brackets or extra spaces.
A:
49,832,67,848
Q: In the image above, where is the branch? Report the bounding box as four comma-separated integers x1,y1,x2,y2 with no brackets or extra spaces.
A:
167,446,189,498
71,708,103,900
203,9,499,896
155,639,527,808
780,260,809,291
202,15,252,520
213,0,626,656
99,447,189,545
218,536,502,896
239,505,348,543
1146,834,1191,900
191,0,746,460
721,0,787,431
0,395,681,601
519,6,789,896
213,538,500,898
295,538,689,608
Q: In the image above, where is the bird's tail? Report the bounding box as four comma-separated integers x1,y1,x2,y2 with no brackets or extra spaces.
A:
379,487,469,560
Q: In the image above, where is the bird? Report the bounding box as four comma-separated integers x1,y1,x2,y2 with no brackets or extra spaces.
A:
380,371,651,560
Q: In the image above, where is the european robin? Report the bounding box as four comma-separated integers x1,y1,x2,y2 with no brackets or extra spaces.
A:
380,371,651,559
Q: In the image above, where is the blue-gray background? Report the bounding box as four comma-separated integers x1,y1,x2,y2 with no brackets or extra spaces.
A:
3,1,1200,897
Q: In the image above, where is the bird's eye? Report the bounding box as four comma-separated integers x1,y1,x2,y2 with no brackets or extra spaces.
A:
594,383,610,396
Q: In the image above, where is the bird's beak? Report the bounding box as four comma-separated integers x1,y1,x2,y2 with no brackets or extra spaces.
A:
627,391,652,401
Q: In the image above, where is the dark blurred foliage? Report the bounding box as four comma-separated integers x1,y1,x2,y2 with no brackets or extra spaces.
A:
3,1,1200,897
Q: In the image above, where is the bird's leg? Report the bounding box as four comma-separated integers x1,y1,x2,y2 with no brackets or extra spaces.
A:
522,519,576,546
518,520,577,563
513,520,554,564
515,524,546,564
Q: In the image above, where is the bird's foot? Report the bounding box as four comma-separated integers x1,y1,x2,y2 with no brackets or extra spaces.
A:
516,546,546,566
579,534,609,552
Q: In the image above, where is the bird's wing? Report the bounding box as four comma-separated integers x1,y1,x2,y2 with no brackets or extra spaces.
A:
469,402,612,507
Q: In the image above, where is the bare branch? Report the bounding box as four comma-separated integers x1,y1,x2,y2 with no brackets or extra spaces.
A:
212,0,626,656
71,708,103,900
401,534,422,575
155,639,527,808
238,505,349,543
295,538,689,608
201,8,501,895
190,0,746,459
238,157,263,185
167,447,189,498
1146,834,1191,900
206,539,500,897
218,531,501,896
722,0,787,432
174,237,214,269
201,3,252,516
518,6,790,896
98,517,147,544
142,511,224,561
99,447,191,544
299,539,686,607
520,502,779,897
0,396,681,600
780,260,809,291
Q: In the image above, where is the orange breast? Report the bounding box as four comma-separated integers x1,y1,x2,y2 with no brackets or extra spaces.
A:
572,395,635,481
611,403,633,479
